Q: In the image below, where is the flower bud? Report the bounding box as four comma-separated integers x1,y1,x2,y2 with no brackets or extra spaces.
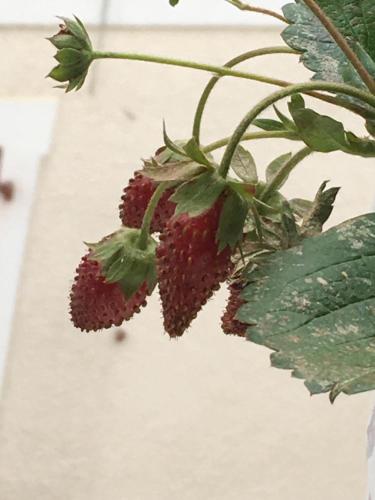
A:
47,16,93,92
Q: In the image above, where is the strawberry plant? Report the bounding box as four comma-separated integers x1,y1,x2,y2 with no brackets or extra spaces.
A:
48,1,375,402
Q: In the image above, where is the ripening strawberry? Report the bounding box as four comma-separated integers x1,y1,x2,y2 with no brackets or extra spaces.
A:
221,281,247,337
70,254,149,332
157,199,233,337
119,172,175,232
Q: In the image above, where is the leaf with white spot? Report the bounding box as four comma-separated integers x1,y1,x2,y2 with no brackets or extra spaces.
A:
238,213,375,401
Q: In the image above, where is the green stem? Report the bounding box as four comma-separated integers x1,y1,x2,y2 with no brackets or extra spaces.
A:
192,46,297,143
93,50,297,88
204,130,297,153
225,0,288,23
138,182,170,250
218,81,375,178
260,147,313,202
92,51,375,120
303,0,375,95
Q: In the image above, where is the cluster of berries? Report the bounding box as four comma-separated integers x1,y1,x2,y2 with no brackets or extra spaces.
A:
70,163,247,338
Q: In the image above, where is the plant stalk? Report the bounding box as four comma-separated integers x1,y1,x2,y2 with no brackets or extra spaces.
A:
204,130,297,153
192,46,298,143
92,50,375,121
225,0,288,23
138,182,170,250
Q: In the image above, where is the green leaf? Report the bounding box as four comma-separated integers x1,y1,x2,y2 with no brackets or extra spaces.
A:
238,213,375,401
282,0,375,95
289,95,348,152
301,181,340,237
265,152,292,188
170,0,180,5
171,171,227,217
230,145,258,183
216,190,248,251
183,137,213,168
287,95,375,157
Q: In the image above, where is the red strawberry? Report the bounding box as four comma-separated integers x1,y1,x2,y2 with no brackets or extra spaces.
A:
221,281,247,337
157,199,233,337
70,254,149,332
119,172,175,232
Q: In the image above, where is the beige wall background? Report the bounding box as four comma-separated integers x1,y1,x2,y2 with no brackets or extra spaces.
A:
0,26,374,500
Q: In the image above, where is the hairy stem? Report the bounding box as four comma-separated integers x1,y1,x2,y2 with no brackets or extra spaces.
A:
260,147,313,201
192,46,298,143
225,0,288,23
138,182,170,250
218,81,375,178
92,51,375,120
204,130,297,153
303,0,375,94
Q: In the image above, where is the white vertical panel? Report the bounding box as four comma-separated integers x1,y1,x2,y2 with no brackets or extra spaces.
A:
0,99,58,384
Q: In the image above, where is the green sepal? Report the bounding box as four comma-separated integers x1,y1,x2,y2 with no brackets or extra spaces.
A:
216,189,249,252
265,152,292,188
57,16,92,50
253,119,286,132
230,145,258,184
88,228,157,299
301,181,340,237
162,122,188,157
54,48,84,65
47,16,93,92
48,63,83,82
47,34,84,50
142,158,205,182
183,137,213,168
273,105,296,131
171,171,227,217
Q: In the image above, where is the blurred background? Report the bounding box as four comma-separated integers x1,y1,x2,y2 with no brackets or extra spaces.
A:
0,1,374,499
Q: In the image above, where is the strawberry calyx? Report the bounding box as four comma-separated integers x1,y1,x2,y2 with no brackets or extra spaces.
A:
88,227,157,299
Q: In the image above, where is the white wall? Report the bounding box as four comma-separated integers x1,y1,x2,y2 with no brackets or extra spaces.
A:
1,0,285,25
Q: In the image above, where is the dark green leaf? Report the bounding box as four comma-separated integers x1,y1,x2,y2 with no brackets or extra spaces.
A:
265,152,292,187
282,0,375,95
171,172,227,217
230,145,258,183
170,0,180,5
216,190,248,251
238,213,375,401
289,95,348,152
